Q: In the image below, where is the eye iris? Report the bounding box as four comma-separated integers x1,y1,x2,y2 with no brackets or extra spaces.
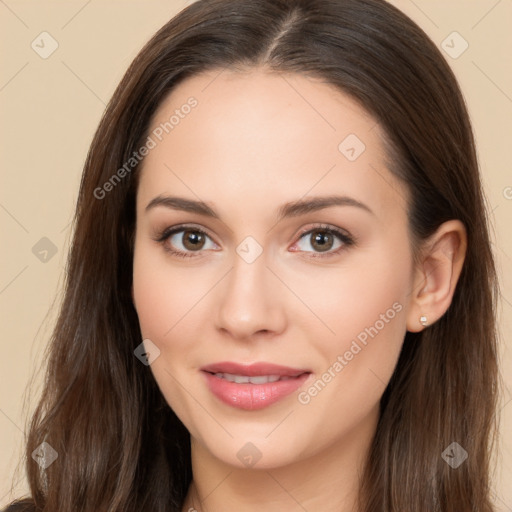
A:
183,230,205,251
311,230,333,252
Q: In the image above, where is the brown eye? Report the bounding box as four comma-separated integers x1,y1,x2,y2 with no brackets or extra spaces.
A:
181,229,206,251
309,230,335,252
293,225,355,258
157,226,217,258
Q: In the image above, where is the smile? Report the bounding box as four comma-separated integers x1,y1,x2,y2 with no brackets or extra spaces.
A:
212,373,299,384
200,361,312,410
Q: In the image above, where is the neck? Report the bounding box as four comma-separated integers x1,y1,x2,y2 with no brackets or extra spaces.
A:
182,405,379,512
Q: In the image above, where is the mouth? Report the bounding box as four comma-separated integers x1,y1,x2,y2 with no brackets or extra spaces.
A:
205,373,301,384
200,361,312,410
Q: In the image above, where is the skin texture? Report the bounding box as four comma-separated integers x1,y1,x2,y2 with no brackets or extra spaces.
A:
132,68,467,512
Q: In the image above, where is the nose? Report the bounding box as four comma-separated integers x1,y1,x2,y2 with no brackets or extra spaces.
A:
214,247,287,340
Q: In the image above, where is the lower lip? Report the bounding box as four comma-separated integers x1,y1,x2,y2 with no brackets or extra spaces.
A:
202,371,311,410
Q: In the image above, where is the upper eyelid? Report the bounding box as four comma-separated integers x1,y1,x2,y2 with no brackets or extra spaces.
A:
162,223,215,239
295,223,350,237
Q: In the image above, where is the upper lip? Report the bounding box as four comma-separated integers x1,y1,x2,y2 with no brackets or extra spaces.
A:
200,361,311,377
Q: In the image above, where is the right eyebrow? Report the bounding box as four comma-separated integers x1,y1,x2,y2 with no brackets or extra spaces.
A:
145,195,219,218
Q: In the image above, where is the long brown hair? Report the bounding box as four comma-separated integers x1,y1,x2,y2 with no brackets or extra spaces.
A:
5,0,500,510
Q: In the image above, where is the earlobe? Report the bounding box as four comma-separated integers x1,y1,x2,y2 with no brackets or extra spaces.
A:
406,220,467,332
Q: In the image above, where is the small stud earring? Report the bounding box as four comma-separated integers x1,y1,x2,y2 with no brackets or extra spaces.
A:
419,315,428,326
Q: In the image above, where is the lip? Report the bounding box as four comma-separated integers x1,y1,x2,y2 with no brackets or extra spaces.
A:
200,361,312,410
200,361,310,377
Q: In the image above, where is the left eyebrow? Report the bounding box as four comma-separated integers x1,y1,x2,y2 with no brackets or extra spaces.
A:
276,194,375,221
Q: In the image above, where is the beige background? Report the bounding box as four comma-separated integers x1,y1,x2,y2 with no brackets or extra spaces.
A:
1,0,511,509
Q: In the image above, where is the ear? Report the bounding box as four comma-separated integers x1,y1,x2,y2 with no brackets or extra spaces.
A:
406,220,467,332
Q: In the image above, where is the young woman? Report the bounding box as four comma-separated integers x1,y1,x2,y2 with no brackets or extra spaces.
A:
3,0,500,510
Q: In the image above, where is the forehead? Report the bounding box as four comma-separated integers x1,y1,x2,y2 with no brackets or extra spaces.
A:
137,68,408,220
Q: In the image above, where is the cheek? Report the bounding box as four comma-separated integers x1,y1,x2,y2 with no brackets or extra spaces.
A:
132,245,203,423
290,246,410,347
296,243,411,416
132,244,204,340
293,243,411,416
132,259,173,340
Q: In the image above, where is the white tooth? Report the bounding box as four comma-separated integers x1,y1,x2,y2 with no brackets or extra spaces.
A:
214,373,287,384
233,374,251,384
249,375,270,384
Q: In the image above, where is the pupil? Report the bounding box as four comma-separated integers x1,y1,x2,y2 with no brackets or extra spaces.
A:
184,230,204,250
313,231,332,252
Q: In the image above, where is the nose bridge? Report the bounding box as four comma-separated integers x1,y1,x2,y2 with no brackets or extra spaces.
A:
214,242,285,338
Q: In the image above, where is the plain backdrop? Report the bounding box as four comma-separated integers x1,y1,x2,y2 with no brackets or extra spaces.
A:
1,0,511,509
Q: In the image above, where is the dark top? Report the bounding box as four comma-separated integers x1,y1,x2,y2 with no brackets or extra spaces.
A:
1,502,35,512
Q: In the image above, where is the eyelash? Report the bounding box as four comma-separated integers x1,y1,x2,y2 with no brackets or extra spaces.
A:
154,223,356,260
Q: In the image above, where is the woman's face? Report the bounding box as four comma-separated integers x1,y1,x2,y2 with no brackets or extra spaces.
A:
132,68,416,469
